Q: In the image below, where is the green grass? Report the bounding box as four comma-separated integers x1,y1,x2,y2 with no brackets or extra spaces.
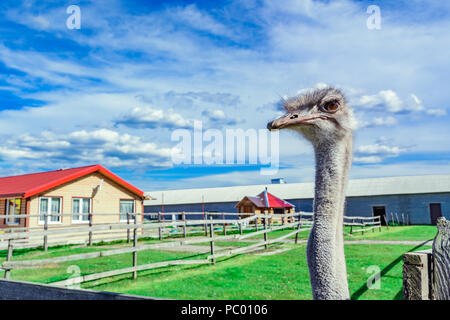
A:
2,248,205,284
0,225,436,300
83,243,430,300
247,225,437,242
343,225,436,241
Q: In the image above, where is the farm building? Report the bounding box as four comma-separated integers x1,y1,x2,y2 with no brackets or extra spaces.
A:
144,175,450,225
236,188,295,223
0,164,145,231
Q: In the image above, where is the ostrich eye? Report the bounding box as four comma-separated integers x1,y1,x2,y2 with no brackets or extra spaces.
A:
323,101,339,113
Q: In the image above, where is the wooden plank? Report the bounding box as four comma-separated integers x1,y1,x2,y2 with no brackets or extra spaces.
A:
51,259,210,286
2,245,158,269
432,217,450,300
0,278,154,300
210,226,310,260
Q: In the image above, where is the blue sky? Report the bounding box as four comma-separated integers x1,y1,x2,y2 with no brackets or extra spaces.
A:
0,0,449,191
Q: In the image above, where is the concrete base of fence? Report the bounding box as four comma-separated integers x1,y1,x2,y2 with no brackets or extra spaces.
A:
0,278,157,300
403,249,433,300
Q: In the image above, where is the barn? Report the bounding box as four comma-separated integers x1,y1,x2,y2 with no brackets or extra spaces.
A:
144,175,450,225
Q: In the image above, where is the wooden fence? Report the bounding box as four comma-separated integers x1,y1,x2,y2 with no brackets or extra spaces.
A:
0,210,391,290
0,212,313,287
403,217,450,300
344,216,382,234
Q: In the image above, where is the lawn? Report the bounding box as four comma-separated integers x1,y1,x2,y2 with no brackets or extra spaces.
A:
84,243,430,300
0,225,436,300
246,225,437,242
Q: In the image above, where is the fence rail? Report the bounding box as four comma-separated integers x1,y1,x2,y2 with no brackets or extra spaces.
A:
1,212,311,287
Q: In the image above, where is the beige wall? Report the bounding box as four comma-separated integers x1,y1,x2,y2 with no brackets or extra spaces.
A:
28,172,143,230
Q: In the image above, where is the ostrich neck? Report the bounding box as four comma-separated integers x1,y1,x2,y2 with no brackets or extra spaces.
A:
307,134,352,300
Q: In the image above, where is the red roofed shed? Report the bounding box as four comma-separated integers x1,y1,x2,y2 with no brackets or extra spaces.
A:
236,188,296,223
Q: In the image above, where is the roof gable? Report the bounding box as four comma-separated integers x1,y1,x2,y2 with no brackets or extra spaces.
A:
0,165,144,199
236,190,294,208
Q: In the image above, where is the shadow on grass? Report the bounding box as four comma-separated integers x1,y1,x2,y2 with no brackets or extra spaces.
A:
350,240,432,300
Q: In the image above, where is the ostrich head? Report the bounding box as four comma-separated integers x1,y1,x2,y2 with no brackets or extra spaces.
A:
267,87,355,146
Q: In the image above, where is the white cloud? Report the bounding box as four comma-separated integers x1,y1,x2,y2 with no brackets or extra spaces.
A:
0,129,175,169
0,0,449,187
358,90,403,112
115,106,196,130
426,108,447,116
353,156,383,164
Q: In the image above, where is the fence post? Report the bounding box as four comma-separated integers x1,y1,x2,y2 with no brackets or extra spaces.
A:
88,212,93,246
403,249,433,300
158,212,162,241
238,217,243,235
383,215,389,230
255,214,258,231
44,213,48,252
209,217,215,265
223,213,226,236
361,218,364,235
126,213,130,243
432,217,450,300
183,212,187,238
295,219,301,245
204,212,208,236
4,239,13,279
133,214,138,280
391,212,394,226
264,215,268,250
396,212,400,226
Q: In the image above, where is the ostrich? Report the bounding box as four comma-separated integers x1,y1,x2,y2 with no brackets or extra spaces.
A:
267,87,355,300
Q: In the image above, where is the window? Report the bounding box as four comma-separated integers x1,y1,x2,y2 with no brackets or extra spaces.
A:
39,197,62,224
5,198,21,225
72,198,91,223
120,200,135,221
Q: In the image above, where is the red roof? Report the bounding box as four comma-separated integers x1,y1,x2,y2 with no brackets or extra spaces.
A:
0,164,144,199
237,189,294,208
262,191,294,208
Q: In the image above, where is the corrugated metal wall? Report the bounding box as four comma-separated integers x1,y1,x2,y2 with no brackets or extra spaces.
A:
144,193,450,225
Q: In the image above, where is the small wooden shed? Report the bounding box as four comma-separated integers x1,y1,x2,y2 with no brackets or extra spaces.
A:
236,188,295,223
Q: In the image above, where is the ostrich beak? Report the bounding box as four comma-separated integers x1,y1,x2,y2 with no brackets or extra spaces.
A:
267,112,319,131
